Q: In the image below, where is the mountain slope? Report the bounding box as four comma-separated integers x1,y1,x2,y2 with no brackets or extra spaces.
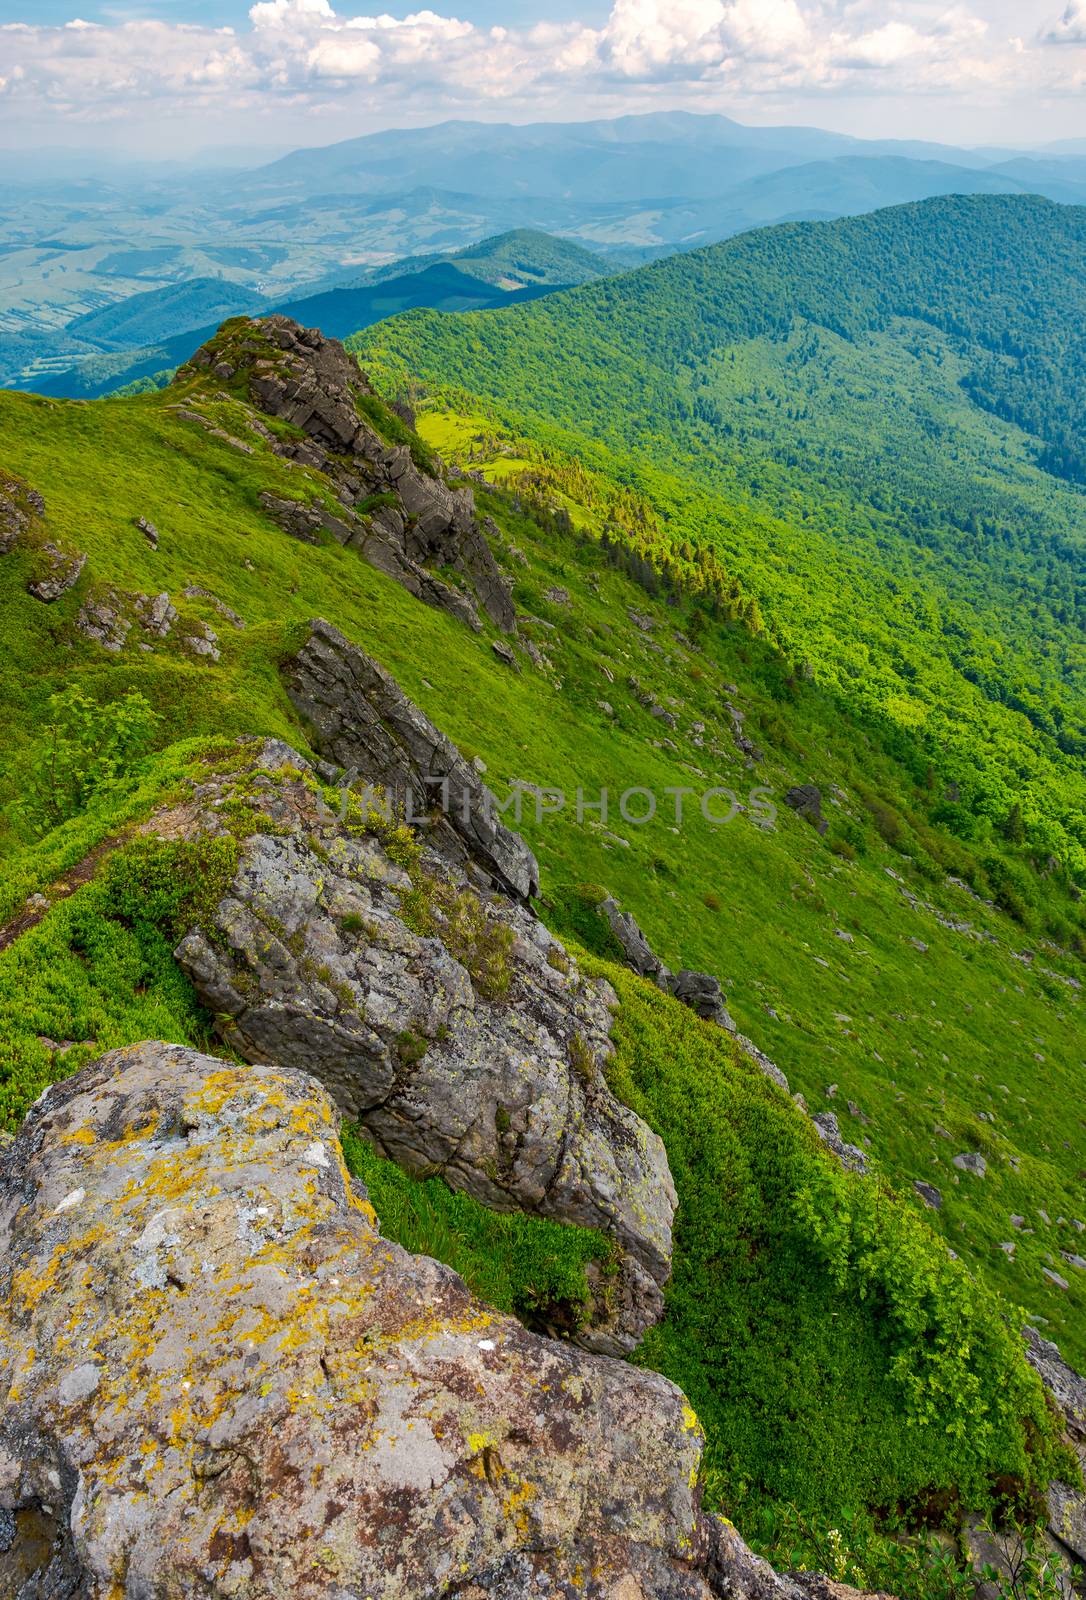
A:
0,324,1081,1543
352,194,1086,881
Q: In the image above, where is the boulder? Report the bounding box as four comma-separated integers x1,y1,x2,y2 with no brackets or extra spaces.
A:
599,896,671,987
670,969,737,1032
283,619,539,902
913,1180,943,1210
0,1041,779,1600
952,1152,987,1177
0,475,45,555
810,1112,869,1174
168,741,673,1355
784,785,828,835
27,543,86,602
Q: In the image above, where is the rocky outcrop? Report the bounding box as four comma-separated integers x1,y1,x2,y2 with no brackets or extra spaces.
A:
176,316,515,635
598,897,736,1031
784,785,828,835
810,1112,868,1175
0,1041,792,1600
1024,1327,1086,1565
0,474,45,555
285,619,538,901
163,739,672,1355
27,542,86,602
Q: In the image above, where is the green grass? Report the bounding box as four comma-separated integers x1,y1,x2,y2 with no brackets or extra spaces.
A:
341,1129,613,1336
1,333,1084,1583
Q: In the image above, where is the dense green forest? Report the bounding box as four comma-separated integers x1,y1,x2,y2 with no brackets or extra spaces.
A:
352,195,1086,884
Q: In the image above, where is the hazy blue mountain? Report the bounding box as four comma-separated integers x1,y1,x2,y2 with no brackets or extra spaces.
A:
19,229,612,398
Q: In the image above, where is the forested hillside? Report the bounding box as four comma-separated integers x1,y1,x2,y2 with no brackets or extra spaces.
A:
352,196,1086,884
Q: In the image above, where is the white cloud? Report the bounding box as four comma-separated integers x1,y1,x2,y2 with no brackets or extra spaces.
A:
0,0,1073,137
1041,1,1086,45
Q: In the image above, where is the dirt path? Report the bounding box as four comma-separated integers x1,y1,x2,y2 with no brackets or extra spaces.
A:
0,835,127,955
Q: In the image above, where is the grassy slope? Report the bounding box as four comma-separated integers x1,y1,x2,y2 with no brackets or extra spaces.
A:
0,362,1081,1565
348,196,1086,881
1,374,1084,1365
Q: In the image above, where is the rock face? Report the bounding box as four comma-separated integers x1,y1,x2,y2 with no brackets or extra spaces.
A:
176,316,515,635
284,619,538,901
168,739,673,1356
0,1041,774,1600
1024,1327,1086,1565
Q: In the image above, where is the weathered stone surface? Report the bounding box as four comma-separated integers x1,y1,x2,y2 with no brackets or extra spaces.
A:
284,619,539,901
913,1180,943,1210
166,741,673,1355
952,1151,987,1177
177,317,515,635
1024,1328,1086,1564
27,543,86,602
76,595,131,652
810,1112,869,1174
670,970,736,1032
599,897,671,987
0,1041,764,1600
784,785,827,835
135,515,159,550
0,474,45,555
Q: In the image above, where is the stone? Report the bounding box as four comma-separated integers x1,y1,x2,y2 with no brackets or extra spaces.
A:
670,969,737,1032
914,1180,942,1210
1010,1214,1027,1229
137,591,177,637
811,1112,868,1174
284,620,539,901
1043,1268,1070,1291
177,317,514,635
784,785,828,835
181,619,220,661
0,1041,791,1600
27,543,86,602
491,639,520,671
0,474,45,554
543,585,570,605
76,596,131,652
135,515,159,549
599,897,672,987
952,1152,987,1177
168,743,673,1355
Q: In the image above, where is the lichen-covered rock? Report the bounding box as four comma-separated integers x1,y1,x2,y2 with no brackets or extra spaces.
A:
166,740,672,1355
0,1042,744,1600
284,619,539,901
176,317,515,635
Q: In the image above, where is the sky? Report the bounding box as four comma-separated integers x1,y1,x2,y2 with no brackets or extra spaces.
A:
1,0,1085,158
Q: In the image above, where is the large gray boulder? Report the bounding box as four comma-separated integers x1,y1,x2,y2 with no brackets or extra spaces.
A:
170,741,673,1355
284,619,539,901
176,317,515,635
0,1042,789,1600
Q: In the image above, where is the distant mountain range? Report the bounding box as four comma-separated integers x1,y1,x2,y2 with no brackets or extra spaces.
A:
7,111,1086,394
20,231,617,400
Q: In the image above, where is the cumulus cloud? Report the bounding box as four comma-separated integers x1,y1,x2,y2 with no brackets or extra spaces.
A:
0,0,1071,133
1041,1,1086,44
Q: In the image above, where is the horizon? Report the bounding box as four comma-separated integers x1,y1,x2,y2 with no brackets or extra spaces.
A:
2,0,1086,156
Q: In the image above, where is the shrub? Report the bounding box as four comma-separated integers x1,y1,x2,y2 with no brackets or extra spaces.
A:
29,687,162,832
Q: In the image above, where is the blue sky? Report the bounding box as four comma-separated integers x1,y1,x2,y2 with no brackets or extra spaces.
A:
1,1,1084,156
